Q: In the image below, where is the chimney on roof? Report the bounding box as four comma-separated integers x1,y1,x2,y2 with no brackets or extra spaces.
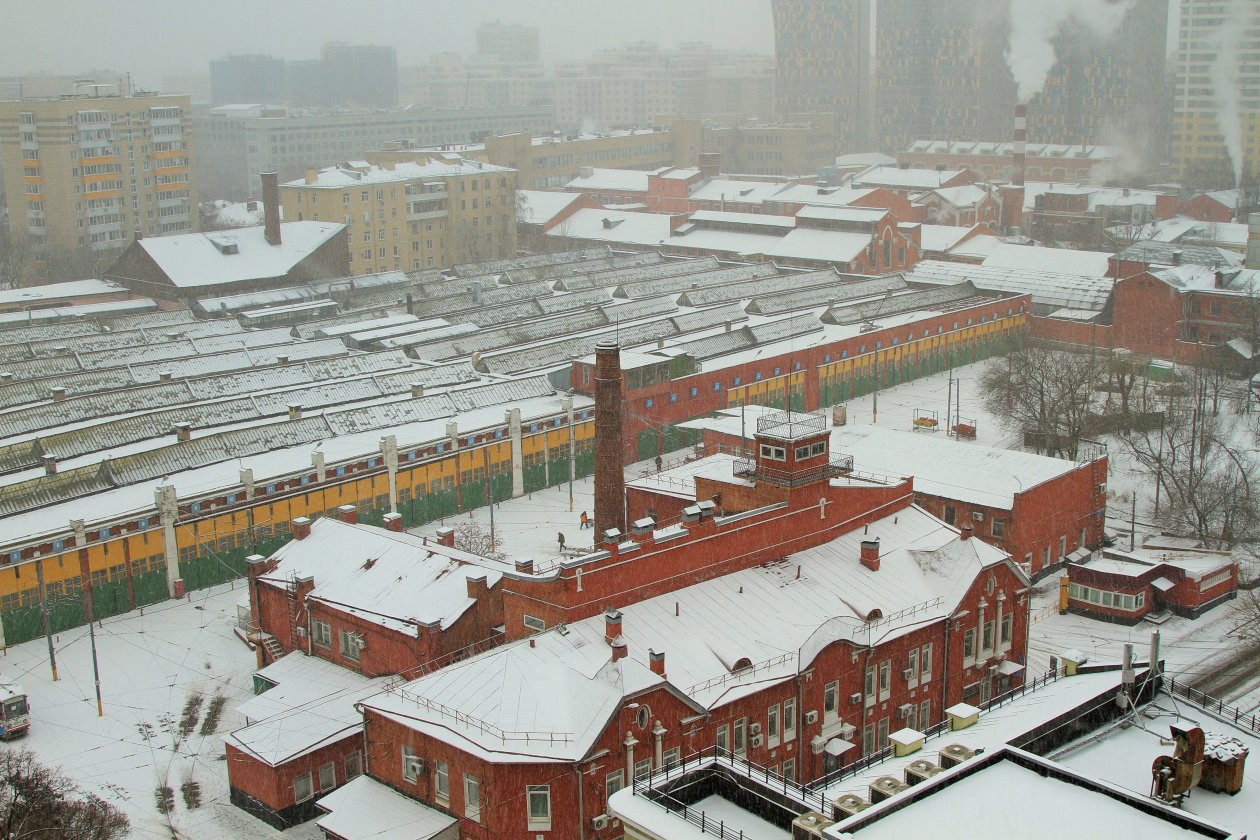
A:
50,387,67,402
292,516,311,540
436,526,456,547
173,422,192,442
1215,270,1226,288
42,455,57,476
288,404,303,421
604,608,623,644
860,538,880,571
261,171,282,246
594,340,627,537
411,383,425,399
515,559,534,574
304,168,317,184
1171,250,1183,266
960,522,974,541
649,648,666,677
337,504,357,524
158,371,173,382
133,228,143,241
466,574,488,599
383,512,404,532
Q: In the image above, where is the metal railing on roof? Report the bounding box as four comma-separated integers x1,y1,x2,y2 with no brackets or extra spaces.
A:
390,686,573,745
1164,675,1260,736
684,651,797,697
733,452,854,488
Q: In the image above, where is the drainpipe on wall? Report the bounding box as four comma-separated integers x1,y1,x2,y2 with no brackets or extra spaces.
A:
574,762,587,840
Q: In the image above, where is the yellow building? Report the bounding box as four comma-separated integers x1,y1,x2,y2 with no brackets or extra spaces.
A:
281,156,517,275
1173,0,1260,183
0,91,196,279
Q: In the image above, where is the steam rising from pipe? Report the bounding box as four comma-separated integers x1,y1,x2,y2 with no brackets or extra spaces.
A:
1005,0,1134,103
1209,0,1252,187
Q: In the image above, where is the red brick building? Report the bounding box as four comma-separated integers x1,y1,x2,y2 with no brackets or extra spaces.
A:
672,408,1107,579
1066,546,1237,624
246,513,507,677
333,415,1029,839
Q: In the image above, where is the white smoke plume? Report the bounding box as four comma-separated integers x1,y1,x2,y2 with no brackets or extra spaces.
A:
1208,0,1252,187
1006,0,1135,103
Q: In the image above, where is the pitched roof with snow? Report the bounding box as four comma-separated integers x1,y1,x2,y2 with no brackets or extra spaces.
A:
852,166,970,190
361,502,1015,761
565,167,667,193
134,222,345,289
258,517,508,635
516,189,584,225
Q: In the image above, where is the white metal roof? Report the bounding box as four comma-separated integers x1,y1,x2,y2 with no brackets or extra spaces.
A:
316,776,458,840
135,222,346,289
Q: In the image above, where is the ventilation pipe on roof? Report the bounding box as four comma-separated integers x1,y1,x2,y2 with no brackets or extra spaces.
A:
436,526,456,547
515,559,534,574
158,371,173,382
291,517,312,540
261,171,282,246
1012,105,1027,188
50,387,67,402
1171,250,1183,266
604,609,623,644
42,455,57,476
960,522,974,541
411,383,425,399
288,404,303,421
173,422,192,442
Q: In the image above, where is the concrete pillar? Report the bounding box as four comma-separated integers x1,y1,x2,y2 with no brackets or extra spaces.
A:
507,408,524,498
381,435,399,513
239,468,255,501
312,451,326,483
563,396,575,489
155,484,181,597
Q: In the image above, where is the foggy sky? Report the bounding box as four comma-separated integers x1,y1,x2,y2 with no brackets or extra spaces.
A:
0,0,774,87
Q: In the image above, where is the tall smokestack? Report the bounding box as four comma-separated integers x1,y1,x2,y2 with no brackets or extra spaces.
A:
261,171,282,246
1013,104,1027,188
594,340,626,537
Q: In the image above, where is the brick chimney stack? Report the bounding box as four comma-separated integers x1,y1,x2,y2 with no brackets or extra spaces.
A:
604,608,623,644
960,522,974,541
860,538,880,571
292,517,311,540
594,340,626,536
261,171,282,246
649,648,666,677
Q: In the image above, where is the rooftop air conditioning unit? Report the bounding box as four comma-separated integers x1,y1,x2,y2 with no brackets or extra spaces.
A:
295,626,307,637
849,693,862,705
972,511,985,522
897,703,915,718
748,723,762,737
405,756,426,777
591,814,610,830
902,668,914,681
792,812,836,840
804,710,819,725
750,734,765,749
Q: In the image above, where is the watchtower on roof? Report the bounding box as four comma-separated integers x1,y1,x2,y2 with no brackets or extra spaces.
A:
736,410,853,488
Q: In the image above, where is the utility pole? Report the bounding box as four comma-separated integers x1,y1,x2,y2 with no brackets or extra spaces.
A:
73,520,104,716
35,560,57,682
484,446,496,552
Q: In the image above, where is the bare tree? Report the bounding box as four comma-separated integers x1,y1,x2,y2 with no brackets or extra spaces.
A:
980,345,1106,459
1119,366,1260,549
0,749,129,840
452,516,508,564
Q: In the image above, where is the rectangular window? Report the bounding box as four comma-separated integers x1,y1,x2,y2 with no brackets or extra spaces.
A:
1000,613,1012,645
782,757,796,781
294,772,313,803
982,620,995,652
864,666,876,702
991,519,1005,538
920,699,932,730
313,620,332,648
663,747,681,769
464,775,480,820
1059,535,1067,558
921,643,933,680
879,660,891,699
862,723,875,755
877,717,890,749
527,785,551,829
716,724,729,752
767,704,780,744
964,628,976,660
634,757,652,780
943,506,956,525
523,614,545,631
907,648,919,685
824,680,839,719
402,746,420,782
340,629,361,662
435,762,449,803
760,444,786,461
783,697,796,739
318,761,336,792
345,751,362,779
733,717,747,755
605,770,624,803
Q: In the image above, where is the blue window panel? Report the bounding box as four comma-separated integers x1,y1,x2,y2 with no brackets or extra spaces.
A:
841,350,848,359
436,443,445,454
646,398,654,408
335,466,346,477
690,387,698,397
53,540,65,552
754,372,762,381
529,424,537,432
774,367,781,376
407,451,417,461
368,458,378,468
734,377,741,386
191,502,201,513
875,341,882,350
713,382,722,391
98,528,109,540
495,429,503,438
670,393,677,403
892,338,898,345
467,437,476,447
300,475,310,486
137,517,149,529
226,494,237,505
8,551,19,564
824,354,831,363
859,345,866,353
794,362,801,371
266,484,276,494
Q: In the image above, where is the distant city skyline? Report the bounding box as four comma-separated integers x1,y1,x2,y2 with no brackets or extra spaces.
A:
0,0,775,88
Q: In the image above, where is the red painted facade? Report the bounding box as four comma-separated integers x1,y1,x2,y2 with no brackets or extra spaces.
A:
1067,553,1237,624
228,735,365,829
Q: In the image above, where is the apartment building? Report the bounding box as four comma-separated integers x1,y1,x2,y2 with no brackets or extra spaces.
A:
1173,0,1260,183
0,90,195,276
281,157,517,275
194,104,553,200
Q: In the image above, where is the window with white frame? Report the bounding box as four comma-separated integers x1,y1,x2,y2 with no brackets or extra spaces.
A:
606,769,624,803
1000,613,1013,646
318,761,335,792
344,751,362,780
824,680,840,719
733,718,747,755
782,757,796,781
982,620,995,652
760,443,786,461
312,620,332,648
919,699,931,730
294,772,313,803
767,704,780,746
523,613,545,631
716,724,729,752
1199,569,1232,591
663,747,681,769
907,648,919,686
783,698,797,739
878,660,891,700
464,775,480,820
634,757,652,779
963,628,976,661
921,643,933,680
434,761,449,803
864,666,876,703
527,785,551,830
402,746,420,782
339,629,361,661
1059,535,1067,558
1069,583,1145,611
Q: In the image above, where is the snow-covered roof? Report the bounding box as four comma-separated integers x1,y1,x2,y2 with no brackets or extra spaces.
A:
362,502,1014,762
918,225,975,253
906,260,1111,312
259,518,508,635
688,210,797,229
134,222,346,289
929,184,991,209
548,208,672,246
516,189,584,225
981,243,1112,278
316,776,457,840
796,205,887,224
761,228,870,264
0,279,126,307
289,158,512,189
836,152,897,168
904,139,1117,162
1150,265,1260,297
565,167,667,193
852,166,969,190
688,178,796,206
681,407,1079,510
770,184,882,210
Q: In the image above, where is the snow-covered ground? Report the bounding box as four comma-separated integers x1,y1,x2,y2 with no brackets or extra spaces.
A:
1,580,319,840
5,358,1256,838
